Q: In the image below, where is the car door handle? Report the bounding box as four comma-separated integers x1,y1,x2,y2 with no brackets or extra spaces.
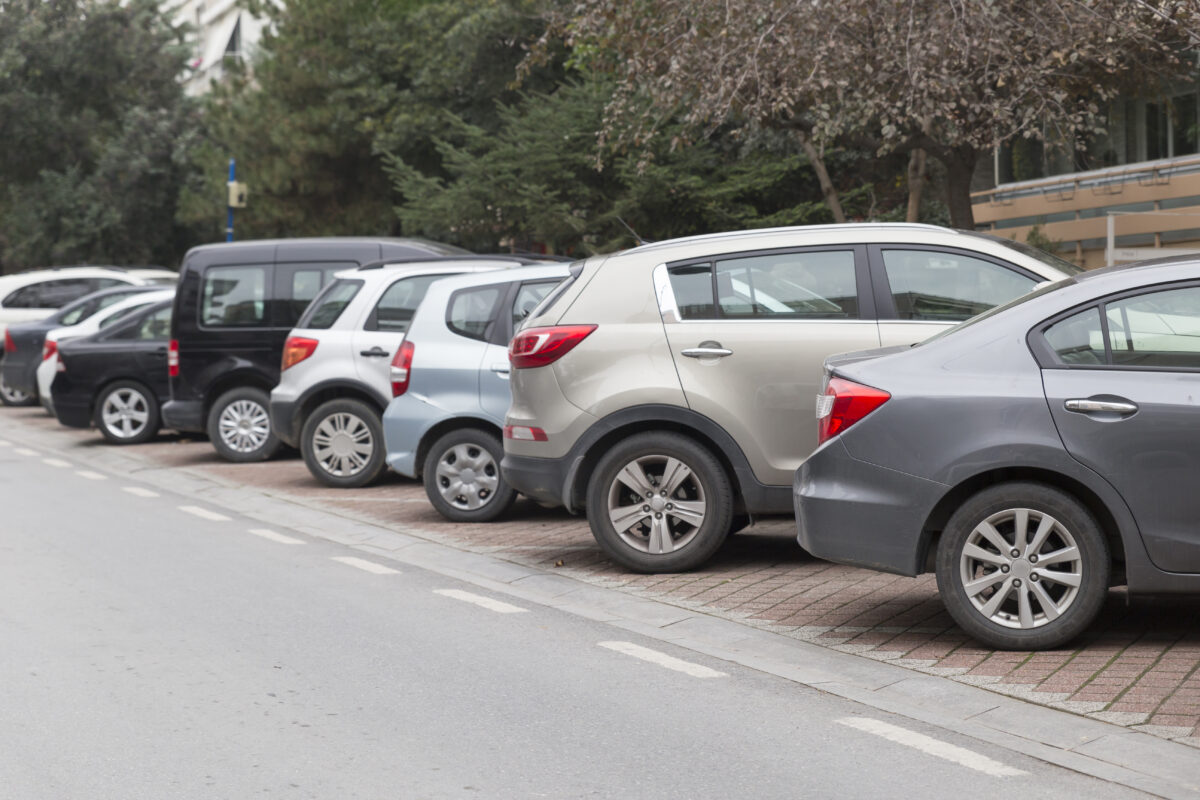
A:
490,363,511,376
681,342,733,358
359,347,389,358
1064,398,1138,415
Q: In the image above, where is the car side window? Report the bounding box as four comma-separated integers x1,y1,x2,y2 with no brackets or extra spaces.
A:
367,274,444,333
447,285,503,341
5,278,94,310
716,251,858,318
99,302,154,329
667,264,717,319
882,249,1036,322
511,281,559,330
202,266,266,327
300,279,363,330
137,307,173,340
3,284,42,308
1106,287,1200,368
1043,308,1106,365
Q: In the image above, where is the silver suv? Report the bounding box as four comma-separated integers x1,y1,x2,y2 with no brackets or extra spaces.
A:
501,223,1081,572
270,257,535,488
380,264,569,521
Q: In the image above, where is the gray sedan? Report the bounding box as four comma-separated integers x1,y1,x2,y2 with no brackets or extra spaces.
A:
794,257,1200,650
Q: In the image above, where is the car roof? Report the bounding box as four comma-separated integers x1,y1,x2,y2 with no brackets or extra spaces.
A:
415,264,571,294
182,236,470,258
0,265,145,290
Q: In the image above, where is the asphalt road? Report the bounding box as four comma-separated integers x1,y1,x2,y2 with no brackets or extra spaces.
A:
0,440,1146,799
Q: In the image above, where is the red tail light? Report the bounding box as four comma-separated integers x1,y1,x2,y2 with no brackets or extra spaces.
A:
55,354,65,373
167,339,179,377
816,377,890,445
3,330,14,353
281,336,319,371
504,425,548,442
42,340,57,362
391,340,415,396
509,325,597,369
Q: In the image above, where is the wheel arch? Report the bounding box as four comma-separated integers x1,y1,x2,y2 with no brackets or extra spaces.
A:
204,369,278,419
416,415,503,479
294,380,388,444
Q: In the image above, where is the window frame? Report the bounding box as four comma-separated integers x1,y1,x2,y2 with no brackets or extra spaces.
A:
1029,279,1200,372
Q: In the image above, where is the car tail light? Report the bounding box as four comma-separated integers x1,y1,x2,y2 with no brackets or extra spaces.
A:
509,324,597,369
504,425,548,442
168,339,179,378
391,340,415,396
816,377,891,445
281,336,319,371
55,354,65,373
3,330,14,353
42,340,57,361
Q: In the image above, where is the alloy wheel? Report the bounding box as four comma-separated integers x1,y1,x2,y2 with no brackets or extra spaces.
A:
606,454,706,555
0,375,30,405
435,443,499,510
101,388,151,440
217,399,271,454
958,507,1083,630
311,412,374,477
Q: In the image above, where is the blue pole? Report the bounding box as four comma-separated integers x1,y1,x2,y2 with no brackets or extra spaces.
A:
225,158,236,242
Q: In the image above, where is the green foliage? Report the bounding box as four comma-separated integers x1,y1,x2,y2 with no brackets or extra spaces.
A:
1025,224,1063,256
0,0,200,270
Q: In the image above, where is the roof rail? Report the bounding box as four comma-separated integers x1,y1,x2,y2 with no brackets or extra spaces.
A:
624,222,952,255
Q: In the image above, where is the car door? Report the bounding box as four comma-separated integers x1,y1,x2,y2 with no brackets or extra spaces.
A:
870,245,1042,346
659,246,879,485
1035,283,1200,573
478,279,561,421
352,272,449,397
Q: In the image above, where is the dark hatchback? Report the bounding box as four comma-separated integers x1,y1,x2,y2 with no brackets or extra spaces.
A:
163,237,468,462
795,258,1200,650
2,285,165,399
52,300,174,444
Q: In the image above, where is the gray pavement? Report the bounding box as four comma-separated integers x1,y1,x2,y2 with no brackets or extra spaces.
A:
0,431,1162,798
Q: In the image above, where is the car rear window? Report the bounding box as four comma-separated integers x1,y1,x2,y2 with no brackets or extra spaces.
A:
298,279,363,329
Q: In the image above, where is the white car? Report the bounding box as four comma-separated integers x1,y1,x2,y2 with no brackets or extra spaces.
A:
37,289,176,410
269,256,546,488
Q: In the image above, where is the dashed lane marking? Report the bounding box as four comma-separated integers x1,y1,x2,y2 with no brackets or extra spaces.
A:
122,486,159,498
434,589,528,614
837,717,1027,777
248,528,304,545
598,641,727,679
178,505,231,522
42,458,71,468
76,470,106,480
331,556,399,575
14,447,36,456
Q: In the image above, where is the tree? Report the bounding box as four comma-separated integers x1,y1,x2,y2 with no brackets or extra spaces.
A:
538,0,1194,229
0,0,200,270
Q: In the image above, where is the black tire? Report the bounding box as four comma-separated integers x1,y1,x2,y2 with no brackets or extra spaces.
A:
0,373,36,407
206,386,280,463
935,481,1109,651
93,380,160,445
422,428,516,522
300,398,387,488
586,432,733,573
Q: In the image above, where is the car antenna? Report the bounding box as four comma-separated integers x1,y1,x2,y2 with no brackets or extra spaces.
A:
615,216,653,246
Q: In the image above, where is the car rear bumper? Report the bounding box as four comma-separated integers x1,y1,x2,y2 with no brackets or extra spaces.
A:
794,438,948,577
1,356,37,396
500,452,570,508
52,398,91,429
162,399,205,433
269,397,299,448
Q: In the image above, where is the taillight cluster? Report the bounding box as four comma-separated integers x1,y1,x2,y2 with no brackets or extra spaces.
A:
390,340,415,397
167,339,179,377
508,325,596,369
3,330,15,354
816,377,890,445
281,336,319,371
42,340,57,362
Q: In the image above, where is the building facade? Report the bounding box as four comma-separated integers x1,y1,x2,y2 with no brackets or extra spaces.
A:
162,0,269,96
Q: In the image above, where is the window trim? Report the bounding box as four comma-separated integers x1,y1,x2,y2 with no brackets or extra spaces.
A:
1029,278,1200,372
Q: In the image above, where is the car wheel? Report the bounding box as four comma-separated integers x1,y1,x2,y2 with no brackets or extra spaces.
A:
0,373,36,407
207,386,280,462
94,381,160,445
936,482,1109,650
586,432,733,573
422,429,516,522
301,399,386,488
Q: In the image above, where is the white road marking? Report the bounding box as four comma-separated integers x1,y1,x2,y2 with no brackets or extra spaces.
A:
42,458,70,468
122,486,159,498
178,505,231,522
332,556,399,575
14,447,36,456
248,528,304,545
837,717,1027,777
76,470,106,480
598,641,727,679
435,589,528,614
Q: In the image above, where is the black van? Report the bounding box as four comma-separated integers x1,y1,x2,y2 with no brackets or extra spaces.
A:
163,237,468,462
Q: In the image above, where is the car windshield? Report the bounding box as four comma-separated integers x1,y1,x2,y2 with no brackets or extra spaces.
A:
962,231,1085,276
919,276,1077,346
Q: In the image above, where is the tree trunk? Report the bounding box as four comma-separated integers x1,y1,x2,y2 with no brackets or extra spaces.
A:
941,147,978,230
905,148,927,222
796,131,846,224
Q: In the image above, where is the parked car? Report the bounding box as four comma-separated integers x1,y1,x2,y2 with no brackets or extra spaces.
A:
163,237,469,463
0,266,177,405
501,223,1082,573
380,264,570,518
271,256,545,488
51,299,175,444
37,289,176,411
1,285,167,405
794,257,1200,650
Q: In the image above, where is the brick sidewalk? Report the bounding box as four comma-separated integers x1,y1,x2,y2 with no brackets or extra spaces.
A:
13,407,1200,746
